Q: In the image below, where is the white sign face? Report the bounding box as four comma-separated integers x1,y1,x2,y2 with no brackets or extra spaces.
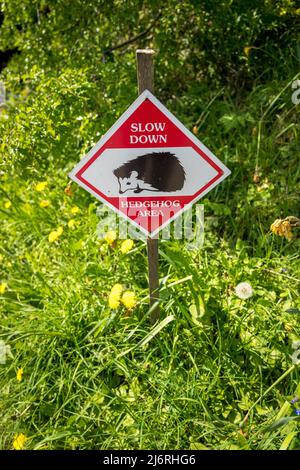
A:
69,90,231,237
82,147,219,198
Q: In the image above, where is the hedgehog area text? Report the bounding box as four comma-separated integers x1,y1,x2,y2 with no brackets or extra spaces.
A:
120,199,181,217
120,200,180,208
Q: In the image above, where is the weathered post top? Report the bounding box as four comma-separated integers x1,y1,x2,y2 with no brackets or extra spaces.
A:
136,49,155,95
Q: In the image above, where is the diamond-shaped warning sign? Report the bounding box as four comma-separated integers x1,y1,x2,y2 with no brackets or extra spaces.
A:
69,90,230,237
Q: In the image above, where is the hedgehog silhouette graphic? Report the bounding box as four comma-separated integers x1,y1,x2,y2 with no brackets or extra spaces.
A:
113,152,186,194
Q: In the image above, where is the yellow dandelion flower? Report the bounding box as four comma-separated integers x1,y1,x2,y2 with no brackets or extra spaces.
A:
111,283,123,294
108,283,123,309
244,46,252,57
104,230,117,245
48,227,63,243
48,231,59,243
109,294,120,309
121,291,136,309
35,181,48,192
71,205,80,214
4,201,12,209
22,202,32,215
13,433,27,450
120,239,134,254
0,283,8,294
39,200,50,208
16,367,23,382
68,219,76,228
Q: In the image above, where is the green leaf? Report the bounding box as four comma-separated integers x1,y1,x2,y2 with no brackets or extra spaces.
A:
286,308,300,315
117,315,175,358
190,442,210,450
279,431,297,450
267,416,300,432
137,315,175,348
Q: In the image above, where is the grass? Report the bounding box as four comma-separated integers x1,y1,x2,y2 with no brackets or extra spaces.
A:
0,63,300,450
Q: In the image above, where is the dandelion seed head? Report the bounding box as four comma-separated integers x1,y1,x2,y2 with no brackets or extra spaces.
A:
235,282,253,300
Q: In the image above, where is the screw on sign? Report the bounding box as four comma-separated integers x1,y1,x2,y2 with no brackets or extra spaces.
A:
69,90,230,236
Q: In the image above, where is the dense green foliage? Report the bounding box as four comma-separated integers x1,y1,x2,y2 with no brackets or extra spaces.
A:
0,0,299,450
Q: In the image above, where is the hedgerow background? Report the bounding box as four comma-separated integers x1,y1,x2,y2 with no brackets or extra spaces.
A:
0,0,300,450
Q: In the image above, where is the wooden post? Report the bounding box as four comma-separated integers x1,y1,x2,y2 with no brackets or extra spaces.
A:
136,49,159,324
